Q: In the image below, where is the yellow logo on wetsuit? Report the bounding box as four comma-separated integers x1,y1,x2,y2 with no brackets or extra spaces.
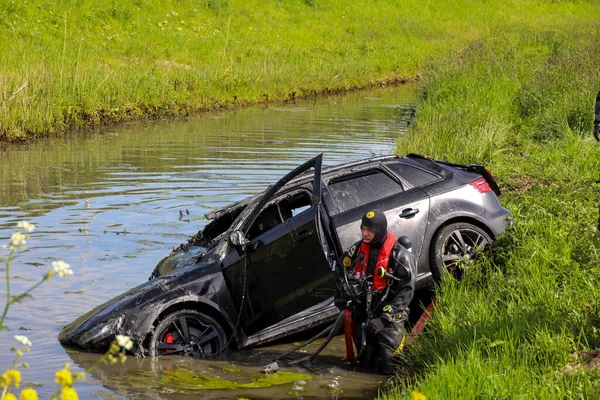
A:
366,211,375,218
343,256,352,267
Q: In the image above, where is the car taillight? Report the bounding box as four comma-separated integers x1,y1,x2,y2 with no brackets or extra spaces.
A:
471,177,493,193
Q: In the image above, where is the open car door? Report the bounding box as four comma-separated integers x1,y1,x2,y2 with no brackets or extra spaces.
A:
223,154,338,347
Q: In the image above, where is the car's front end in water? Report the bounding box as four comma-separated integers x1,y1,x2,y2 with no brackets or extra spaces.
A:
58,258,236,355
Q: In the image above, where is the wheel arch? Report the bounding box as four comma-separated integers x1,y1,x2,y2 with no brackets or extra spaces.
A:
430,215,496,244
425,215,494,282
421,215,495,273
142,300,239,352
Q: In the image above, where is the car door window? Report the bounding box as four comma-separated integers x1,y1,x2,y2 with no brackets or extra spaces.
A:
247,190,312,240
326,170,403,214
386,162,440,188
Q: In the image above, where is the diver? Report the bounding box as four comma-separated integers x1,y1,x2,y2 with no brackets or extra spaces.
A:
340,209,416,374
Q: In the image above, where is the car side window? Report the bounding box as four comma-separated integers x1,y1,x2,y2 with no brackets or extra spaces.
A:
386,162,440,188
246,190,312,240
326,170,402,214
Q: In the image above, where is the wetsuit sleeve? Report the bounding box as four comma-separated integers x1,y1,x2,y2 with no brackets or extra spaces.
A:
380,243,416,319
594,90,600,141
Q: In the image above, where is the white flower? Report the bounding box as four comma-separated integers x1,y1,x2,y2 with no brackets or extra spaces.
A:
16,221,36,232
10,231,28,248
116,335,133,351
52,261,73,278
14,335,32,347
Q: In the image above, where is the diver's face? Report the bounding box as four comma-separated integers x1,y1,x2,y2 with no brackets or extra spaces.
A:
361,226,375,244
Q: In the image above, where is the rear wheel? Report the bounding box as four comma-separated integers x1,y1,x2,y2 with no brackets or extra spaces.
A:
149,309,227,357
430,222,492,281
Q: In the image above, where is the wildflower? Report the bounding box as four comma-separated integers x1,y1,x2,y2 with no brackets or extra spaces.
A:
19,388,38,400
2,394,17,400
55,368,72,386
16,222,35,232
2,369,22,388
411,390,427,400
115,335,133,351
14,336,32,347
59,387,78,400
52,261,73,278
10,232,28,249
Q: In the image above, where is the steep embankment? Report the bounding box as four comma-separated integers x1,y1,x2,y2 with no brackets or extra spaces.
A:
388,27,600,399
1,0,598,141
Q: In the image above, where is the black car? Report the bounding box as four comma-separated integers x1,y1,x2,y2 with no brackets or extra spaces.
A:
59,154,511,358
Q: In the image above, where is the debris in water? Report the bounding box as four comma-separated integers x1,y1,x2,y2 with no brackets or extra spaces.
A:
263,361,279,374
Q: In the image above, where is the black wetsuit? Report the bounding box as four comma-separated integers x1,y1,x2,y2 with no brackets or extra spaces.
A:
344,237,416,374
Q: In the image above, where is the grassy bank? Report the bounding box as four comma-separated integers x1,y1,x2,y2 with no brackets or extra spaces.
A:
389,27,600,399
1,0,599,141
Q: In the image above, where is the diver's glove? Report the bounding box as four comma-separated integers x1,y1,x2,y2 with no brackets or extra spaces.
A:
367,317,386,336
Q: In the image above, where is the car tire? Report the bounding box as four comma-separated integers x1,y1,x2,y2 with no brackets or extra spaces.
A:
149,309,227,357
430,222,492,281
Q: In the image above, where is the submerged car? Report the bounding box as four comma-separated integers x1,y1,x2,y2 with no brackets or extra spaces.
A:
59,154,511,357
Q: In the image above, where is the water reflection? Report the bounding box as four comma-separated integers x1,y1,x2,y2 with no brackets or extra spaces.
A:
0,85,416,399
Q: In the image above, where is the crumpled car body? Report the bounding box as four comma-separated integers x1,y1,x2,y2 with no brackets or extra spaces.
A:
59,154,511,357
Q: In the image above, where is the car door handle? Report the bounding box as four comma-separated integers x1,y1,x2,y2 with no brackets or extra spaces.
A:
293,230,313,244
399,208,419,218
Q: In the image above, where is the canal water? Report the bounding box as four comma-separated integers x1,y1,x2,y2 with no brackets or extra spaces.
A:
0,84,418,399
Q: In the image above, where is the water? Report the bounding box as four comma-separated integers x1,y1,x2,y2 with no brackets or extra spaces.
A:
0,85,417,399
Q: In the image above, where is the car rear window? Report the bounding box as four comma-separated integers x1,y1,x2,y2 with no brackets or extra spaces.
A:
327,170,402,214
386,162,440,188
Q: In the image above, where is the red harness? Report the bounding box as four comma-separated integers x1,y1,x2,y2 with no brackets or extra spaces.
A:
353,232,397,290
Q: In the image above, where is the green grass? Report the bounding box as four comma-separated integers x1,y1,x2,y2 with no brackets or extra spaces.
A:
389,26,600,399
1,0,599,140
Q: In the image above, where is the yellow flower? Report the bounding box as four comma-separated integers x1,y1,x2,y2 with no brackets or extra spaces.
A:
411,390,427,400
2,369,22,389
19,388,39,400
2,394,17,400
60,387,78,400
55,369,72,386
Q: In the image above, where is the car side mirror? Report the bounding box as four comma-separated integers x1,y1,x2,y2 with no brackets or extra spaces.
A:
228,230,249,254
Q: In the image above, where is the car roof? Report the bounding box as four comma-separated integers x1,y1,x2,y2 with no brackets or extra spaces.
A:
204,155,401,220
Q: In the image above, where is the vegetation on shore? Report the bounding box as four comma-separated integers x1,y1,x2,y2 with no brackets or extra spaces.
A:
389,25,600,399
2,0,599,141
